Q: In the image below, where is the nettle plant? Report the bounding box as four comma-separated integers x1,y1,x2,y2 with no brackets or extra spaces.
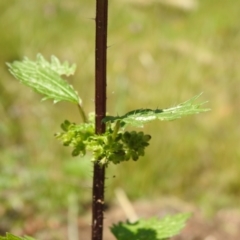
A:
4,56,208,240
2,1,209,240
6,56,209,171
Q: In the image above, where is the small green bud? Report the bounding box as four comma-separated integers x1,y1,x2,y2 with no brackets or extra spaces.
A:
138,148,145,156
72,149,80,156
131,151,139,161
130,131,137,137
124,151,131,161
137,131,144,137
61,120,71,131
63,141,71,146
141,142,150,147
123,131,131,140
143,134,151,142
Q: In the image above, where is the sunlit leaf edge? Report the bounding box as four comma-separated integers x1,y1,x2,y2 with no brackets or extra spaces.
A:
6,54,80,104
103,93,210,127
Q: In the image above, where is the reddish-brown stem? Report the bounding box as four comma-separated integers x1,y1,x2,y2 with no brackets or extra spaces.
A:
92,0,108,240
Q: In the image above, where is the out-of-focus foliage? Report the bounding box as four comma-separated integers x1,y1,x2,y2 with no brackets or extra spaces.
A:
111,213,191,240
0,0,240,234
0,233,35,240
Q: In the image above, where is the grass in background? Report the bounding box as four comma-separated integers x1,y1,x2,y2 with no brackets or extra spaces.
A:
0,0,240,232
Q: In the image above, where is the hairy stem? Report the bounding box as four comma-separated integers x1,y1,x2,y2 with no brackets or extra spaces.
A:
92,0,108,240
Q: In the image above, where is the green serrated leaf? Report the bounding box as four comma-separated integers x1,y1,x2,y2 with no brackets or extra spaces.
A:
0,233,36,240
103,93,210,127
6,54,80,104
110,213,191,240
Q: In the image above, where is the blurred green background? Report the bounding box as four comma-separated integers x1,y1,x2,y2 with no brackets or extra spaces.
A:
0,0,240,234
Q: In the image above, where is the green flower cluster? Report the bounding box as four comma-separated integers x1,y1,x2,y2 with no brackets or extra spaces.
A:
88,130,151,165
55,120,95,157
55,120,151,166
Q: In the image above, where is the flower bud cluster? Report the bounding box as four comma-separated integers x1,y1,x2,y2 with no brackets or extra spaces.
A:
55,120,151,166
55,120,95,157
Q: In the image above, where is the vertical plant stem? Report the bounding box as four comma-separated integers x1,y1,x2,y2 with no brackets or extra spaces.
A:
92,0,108,240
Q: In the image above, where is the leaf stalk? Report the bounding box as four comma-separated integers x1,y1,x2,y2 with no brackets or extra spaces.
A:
77,102,87,123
